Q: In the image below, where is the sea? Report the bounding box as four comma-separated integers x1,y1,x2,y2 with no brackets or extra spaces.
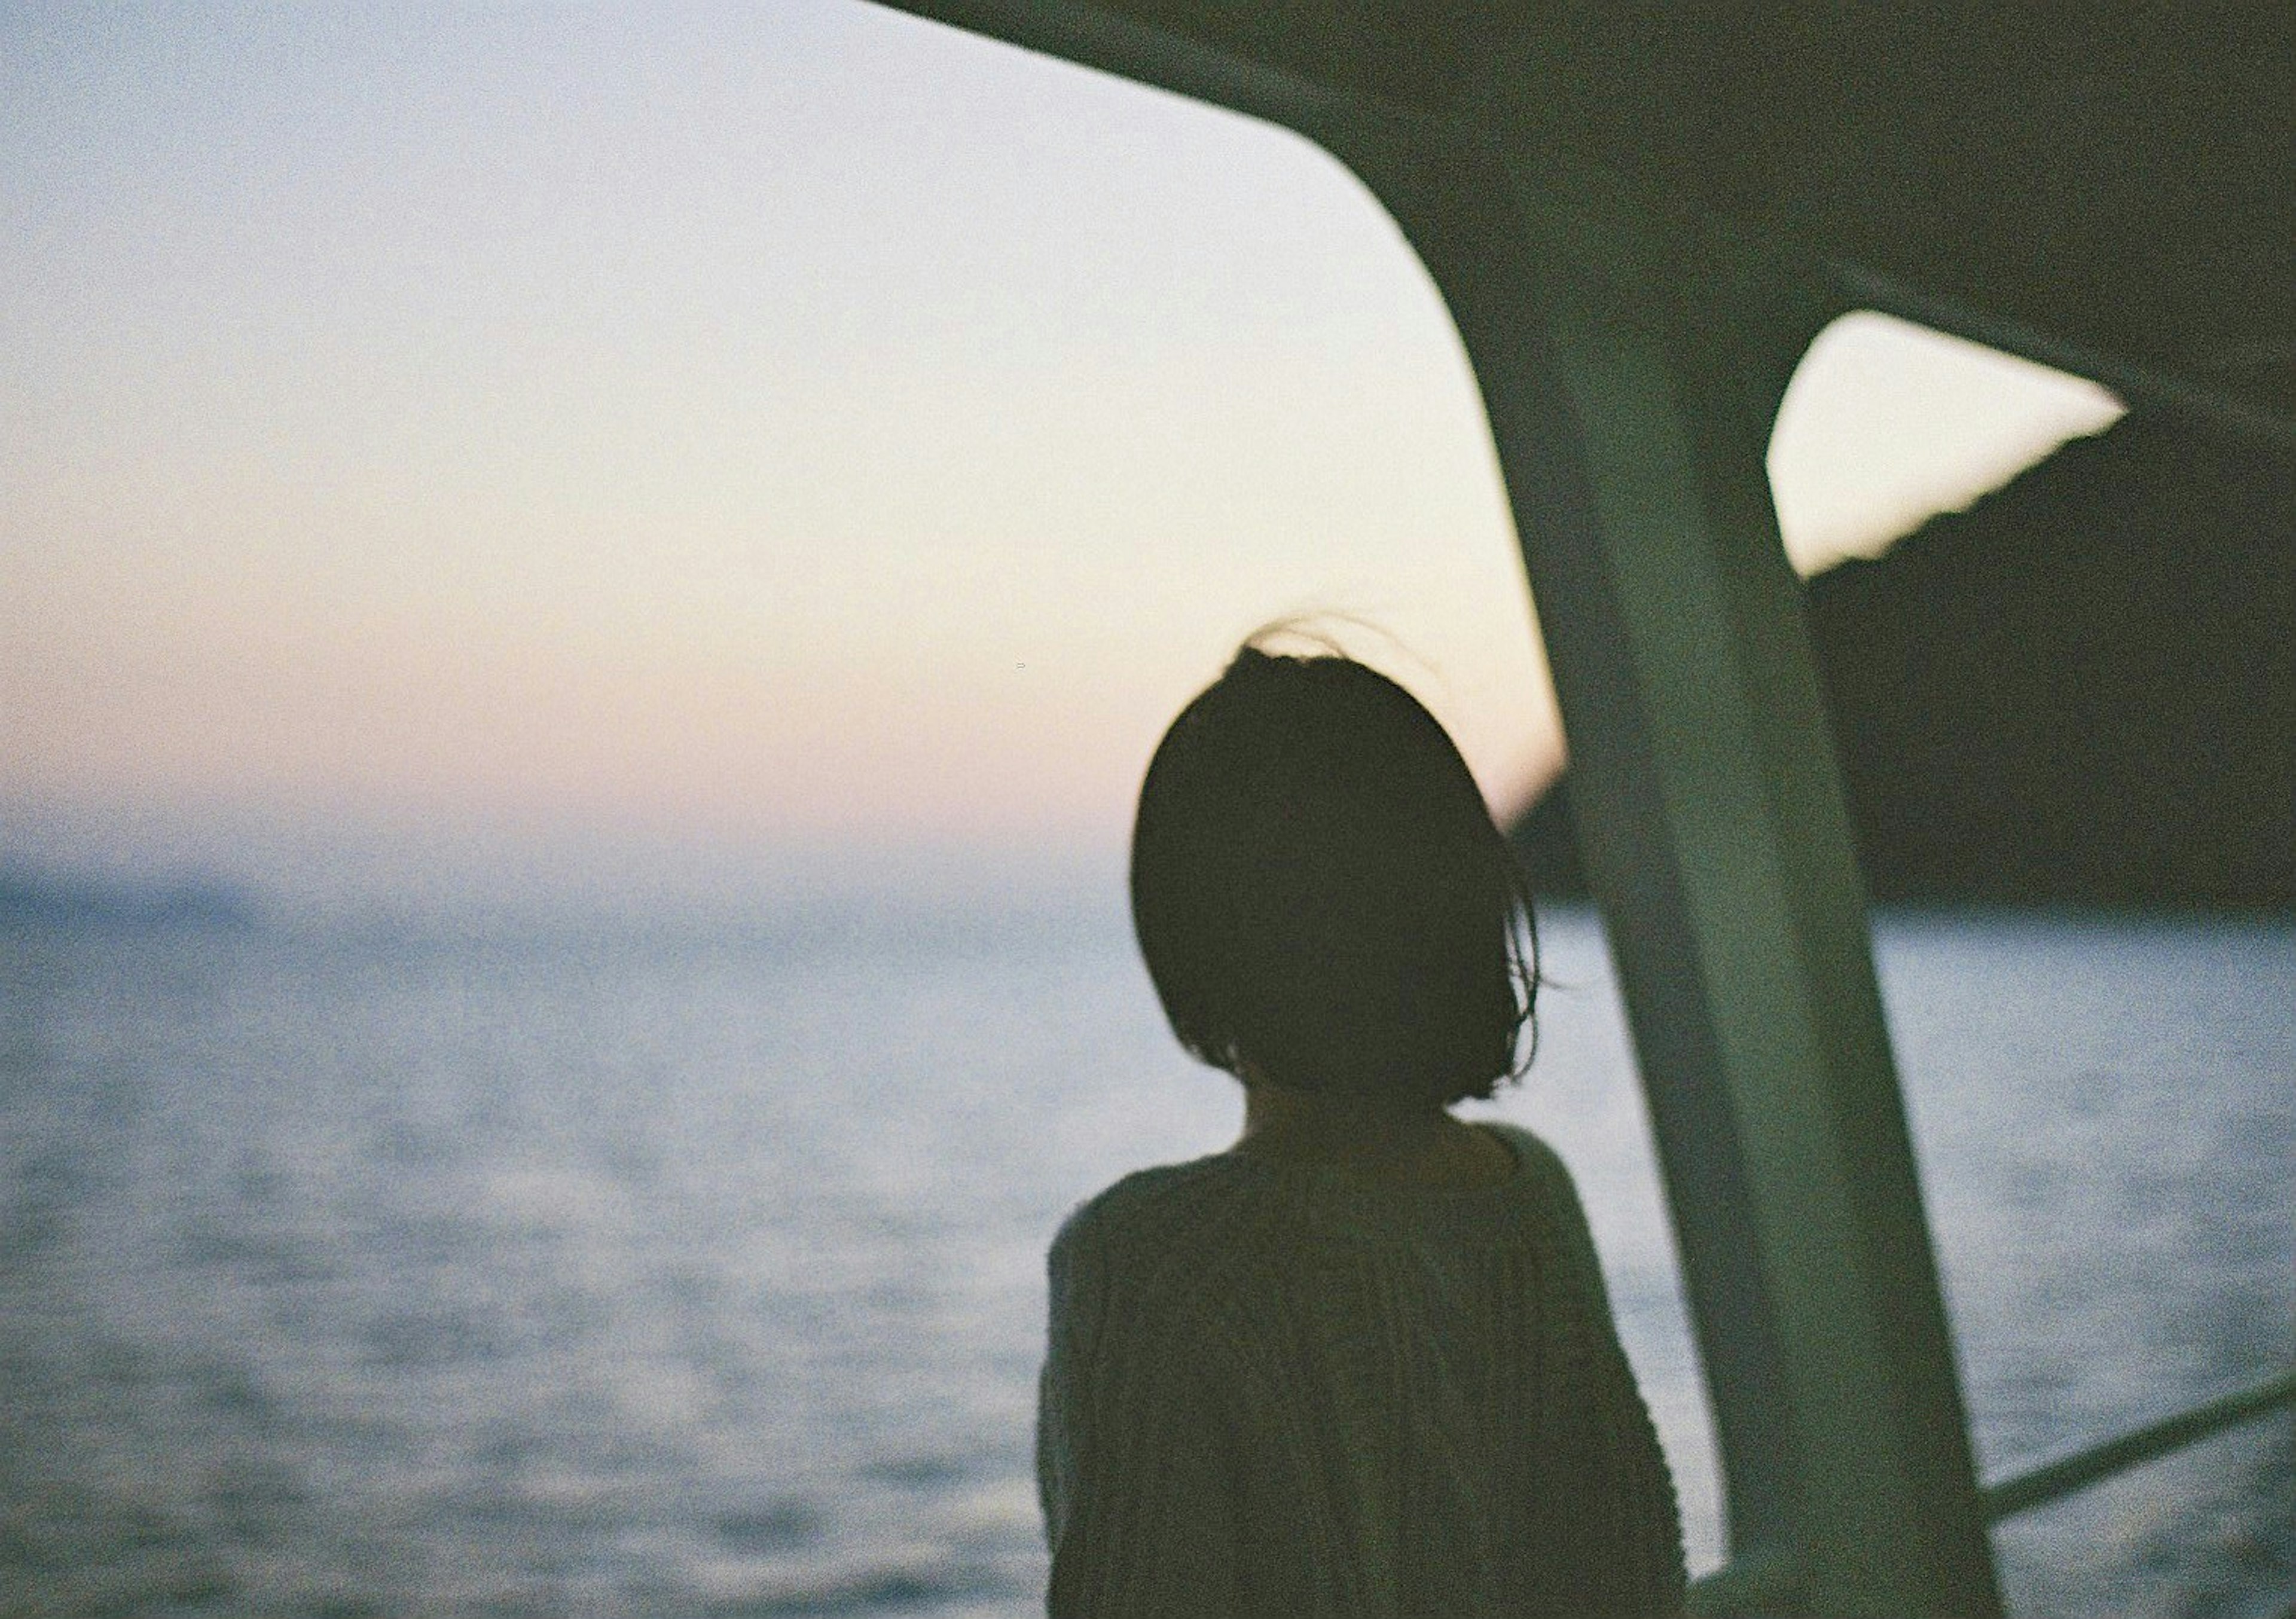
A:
2,884,2289,1617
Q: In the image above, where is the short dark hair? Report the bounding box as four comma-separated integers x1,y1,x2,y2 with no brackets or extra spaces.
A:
1130,643,1537,1107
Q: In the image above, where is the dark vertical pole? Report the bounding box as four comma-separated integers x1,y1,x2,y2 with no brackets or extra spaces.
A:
1345,133,2002,1615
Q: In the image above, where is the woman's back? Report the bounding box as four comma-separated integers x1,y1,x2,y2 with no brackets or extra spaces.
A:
1038,1122,1685,1617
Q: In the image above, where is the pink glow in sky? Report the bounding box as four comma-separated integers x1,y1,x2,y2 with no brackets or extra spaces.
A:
1,3,2119,901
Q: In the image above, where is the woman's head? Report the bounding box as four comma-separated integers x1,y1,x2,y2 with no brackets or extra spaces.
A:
1130,641,1537,1108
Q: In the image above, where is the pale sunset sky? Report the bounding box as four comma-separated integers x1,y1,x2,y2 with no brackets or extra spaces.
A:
2,2,2123,909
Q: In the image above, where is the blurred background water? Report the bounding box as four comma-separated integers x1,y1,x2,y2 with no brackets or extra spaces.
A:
1,892,2288,1617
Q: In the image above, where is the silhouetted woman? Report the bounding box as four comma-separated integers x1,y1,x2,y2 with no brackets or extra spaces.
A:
1037,642,1684,1616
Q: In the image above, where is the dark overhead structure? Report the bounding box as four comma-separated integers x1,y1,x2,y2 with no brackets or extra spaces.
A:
887,1,2295,431
872,3,2296,1612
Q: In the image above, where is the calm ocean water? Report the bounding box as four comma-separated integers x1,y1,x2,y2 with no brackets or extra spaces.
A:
1,894,2288,1617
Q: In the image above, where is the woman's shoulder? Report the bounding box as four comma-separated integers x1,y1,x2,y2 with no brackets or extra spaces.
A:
1051,1153,1257,1268
1476,1120,1574,1190
1045,1155,1279,1354
1477,1122,1600,1234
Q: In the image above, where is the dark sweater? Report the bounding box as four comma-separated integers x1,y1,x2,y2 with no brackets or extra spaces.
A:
1037,1123,1686,1616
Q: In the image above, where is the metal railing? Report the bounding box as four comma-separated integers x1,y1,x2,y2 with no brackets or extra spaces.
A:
1977,1367,2296,1524
1687,1366,2296,1615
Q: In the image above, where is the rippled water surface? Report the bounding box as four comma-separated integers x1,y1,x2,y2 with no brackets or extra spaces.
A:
2,899,2288,1615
